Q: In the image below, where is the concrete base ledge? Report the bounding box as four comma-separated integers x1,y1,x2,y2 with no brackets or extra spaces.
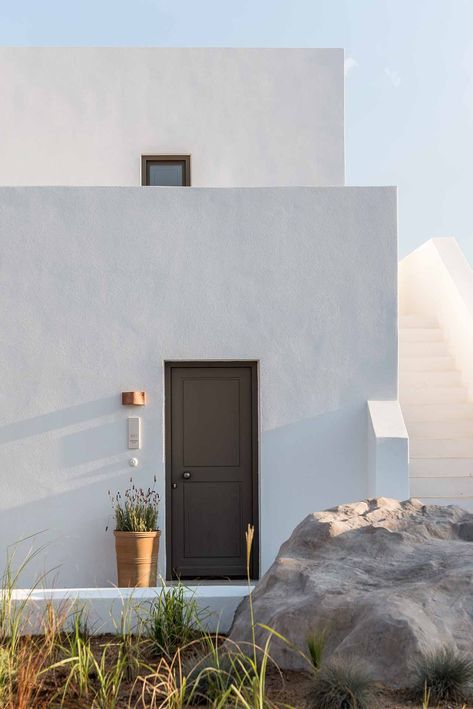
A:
7,585,252,635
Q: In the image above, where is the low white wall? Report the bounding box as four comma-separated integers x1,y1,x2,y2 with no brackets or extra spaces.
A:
0,186,397,587
0,48,344,188
367,400,409,499
8,585,251,635
400,238,473,399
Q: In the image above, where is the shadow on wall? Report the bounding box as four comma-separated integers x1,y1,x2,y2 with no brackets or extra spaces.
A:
0,475,141,589
0,396,163,588
0,396,120,445
0,396,134,499
60,420,127,469
260,402,368,570
0,400,368,587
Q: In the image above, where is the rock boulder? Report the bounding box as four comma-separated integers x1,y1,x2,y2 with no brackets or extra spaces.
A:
229,498,473,686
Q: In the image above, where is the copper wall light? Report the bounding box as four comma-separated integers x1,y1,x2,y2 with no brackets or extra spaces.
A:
121,391,147,406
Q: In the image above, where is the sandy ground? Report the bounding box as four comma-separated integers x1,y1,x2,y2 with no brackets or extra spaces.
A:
23,636,473,708
265,670,473,708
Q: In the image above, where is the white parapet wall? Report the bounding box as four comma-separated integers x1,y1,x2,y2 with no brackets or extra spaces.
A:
367,400,409,499
400,238,473,400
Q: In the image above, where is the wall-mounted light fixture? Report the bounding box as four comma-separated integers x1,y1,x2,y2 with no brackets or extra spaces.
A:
122,391,147,406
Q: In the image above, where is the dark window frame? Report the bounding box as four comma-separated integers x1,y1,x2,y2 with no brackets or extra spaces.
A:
141,155,191,186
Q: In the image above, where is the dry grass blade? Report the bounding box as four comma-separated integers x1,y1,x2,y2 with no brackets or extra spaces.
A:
245,524,255,574
7,602,67,709
133,649,189,709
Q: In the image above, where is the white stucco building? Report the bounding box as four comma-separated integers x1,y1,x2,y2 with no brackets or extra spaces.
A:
0,48,409,589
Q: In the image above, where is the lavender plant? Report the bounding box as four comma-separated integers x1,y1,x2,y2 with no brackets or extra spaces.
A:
109,477,160,532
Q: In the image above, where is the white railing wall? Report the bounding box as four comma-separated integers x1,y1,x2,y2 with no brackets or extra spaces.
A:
367,400,409,499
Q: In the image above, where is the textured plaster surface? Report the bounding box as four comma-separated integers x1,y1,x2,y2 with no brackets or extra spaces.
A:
0,47,344,187
0,186,397,585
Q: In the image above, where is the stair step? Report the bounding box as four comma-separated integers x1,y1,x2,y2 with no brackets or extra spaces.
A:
400,387,467,405
407,419,473,438
410,439,473,458
400,314,473,505
402,402,473,422
399,315,438,328
399,328,443,343
400,341,449,357
401,356,455,372
410,475,473,498
400,370,462,387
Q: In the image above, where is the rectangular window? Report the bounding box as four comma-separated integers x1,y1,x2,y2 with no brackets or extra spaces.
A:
141,156,191,186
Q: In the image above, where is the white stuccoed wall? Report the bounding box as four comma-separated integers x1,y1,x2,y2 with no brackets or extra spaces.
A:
0,48,344,188
0,186,397,587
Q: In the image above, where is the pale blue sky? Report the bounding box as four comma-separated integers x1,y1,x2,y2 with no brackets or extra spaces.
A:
1,0,472,260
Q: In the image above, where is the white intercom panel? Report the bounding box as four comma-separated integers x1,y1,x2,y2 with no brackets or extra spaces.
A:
128,417,141,449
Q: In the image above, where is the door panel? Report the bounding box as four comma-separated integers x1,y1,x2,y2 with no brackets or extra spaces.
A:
183,482,241,558
166,363,257,579
183,378,240,467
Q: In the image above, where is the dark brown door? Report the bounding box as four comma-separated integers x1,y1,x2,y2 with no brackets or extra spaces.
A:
165,362,258,579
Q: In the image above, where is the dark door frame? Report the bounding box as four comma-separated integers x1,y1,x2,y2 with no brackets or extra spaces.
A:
164,361,259,580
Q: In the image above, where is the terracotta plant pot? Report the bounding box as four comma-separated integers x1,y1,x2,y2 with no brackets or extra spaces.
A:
113,530,161,587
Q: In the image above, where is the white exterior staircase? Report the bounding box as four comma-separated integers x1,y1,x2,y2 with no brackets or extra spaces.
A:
400,314,473,507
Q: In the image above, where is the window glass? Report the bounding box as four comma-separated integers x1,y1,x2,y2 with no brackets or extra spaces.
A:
148,161,185,186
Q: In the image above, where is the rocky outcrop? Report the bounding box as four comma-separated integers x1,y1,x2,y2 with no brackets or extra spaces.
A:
229,498,473,686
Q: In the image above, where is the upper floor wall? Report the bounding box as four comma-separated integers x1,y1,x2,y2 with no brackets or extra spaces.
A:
0,47,345,187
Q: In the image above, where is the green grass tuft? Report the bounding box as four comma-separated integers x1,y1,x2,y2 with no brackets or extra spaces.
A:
144,582,206,659
310,657,376,709
412,646,473,704
182,645,236,705
307,630,326,671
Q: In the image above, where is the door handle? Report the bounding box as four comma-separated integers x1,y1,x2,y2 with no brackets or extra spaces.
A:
183,471,191,479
